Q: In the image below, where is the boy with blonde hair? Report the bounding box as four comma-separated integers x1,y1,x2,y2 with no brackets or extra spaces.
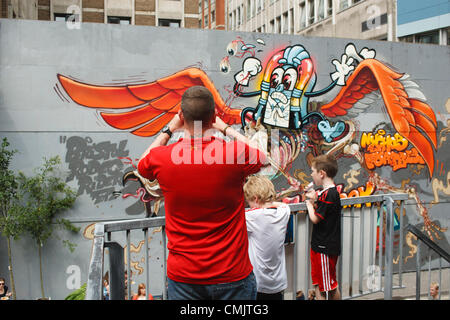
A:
244,175,290,300
305,154,342,300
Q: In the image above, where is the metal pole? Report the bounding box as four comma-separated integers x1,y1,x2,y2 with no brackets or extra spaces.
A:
162,226,167,300
416,241,421,300
384,196,394,300
292,213,298,300
438,258,442,300
305,214,311,298
369,203,375,292
86,223,105,300
427,251,431,300
359,205,364,294
348,205,354,297
126,229,131,300
378,202,383,291
399,200,404,287
144,228,149,300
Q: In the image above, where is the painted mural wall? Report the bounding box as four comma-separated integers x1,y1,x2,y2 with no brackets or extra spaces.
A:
0,19,449,299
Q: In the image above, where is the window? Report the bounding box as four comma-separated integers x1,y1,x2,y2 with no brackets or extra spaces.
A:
308,0,314,25
237,6,241,26
247,0,251,20
270,19,274,33
108,16,131,24
290,9,294,34
447,27,450,46
276,16,281,33
416,31,439,45
299,2,306,28
158,19,181,27
318,0,324,20
399,35,414,43
339,0,349,11
211,10,215,23
327,0,332,16
282,12,288,34
54,13,72,22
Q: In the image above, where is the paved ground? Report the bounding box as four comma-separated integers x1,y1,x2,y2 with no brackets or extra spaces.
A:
350,269,449,300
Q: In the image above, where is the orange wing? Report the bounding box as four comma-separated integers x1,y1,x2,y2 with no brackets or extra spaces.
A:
321,59,437,177
57,68,241,137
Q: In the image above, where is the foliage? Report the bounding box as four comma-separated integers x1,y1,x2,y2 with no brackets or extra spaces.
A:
14,156,80,251
0,137,19,300
13,155,79,298
65,283,86,300
0,138,19,237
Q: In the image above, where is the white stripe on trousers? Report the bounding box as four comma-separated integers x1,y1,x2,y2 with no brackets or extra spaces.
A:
320,253,331,292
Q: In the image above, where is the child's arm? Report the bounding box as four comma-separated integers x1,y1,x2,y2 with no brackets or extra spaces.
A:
306,199,321,224
305,189,321,224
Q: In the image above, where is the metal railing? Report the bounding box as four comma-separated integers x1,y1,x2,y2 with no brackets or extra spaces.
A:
405,224,450,300
86,193,410,300
288,193,410,300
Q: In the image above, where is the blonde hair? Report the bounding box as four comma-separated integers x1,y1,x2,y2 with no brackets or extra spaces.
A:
244,175,276,204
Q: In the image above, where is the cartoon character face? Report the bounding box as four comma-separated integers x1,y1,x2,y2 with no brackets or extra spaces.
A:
264,66,298,128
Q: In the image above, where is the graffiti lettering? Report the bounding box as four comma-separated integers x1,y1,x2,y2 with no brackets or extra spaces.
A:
339,181,376,208
361,130,424,171
65,136,130,204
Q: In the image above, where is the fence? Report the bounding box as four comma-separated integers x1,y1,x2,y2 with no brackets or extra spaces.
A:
86,193,414,300
405,224,450,300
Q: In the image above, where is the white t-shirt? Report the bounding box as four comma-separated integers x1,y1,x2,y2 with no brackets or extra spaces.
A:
245,204,291,294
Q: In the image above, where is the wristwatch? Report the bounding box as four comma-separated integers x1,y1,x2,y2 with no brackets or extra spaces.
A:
162,125,172,138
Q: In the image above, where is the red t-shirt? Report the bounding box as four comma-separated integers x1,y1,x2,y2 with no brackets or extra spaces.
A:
138,136,266,284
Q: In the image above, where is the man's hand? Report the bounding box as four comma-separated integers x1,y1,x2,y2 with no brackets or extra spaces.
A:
168,113,184,132
212,116,227,133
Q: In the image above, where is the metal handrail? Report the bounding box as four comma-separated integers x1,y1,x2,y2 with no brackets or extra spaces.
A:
405,224,450,300
405,224,450,263
86,193,409,300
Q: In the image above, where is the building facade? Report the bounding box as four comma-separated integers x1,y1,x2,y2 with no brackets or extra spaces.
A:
397,0,449,46
219,0,396,41
0,0,200,28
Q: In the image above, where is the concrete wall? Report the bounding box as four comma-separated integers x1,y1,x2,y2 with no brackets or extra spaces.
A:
0,18,449,300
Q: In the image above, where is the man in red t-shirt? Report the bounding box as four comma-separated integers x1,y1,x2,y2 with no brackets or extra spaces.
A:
138,86,267,300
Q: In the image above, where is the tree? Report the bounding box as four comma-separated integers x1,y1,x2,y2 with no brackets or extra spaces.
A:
15,156,79,299
0,138,19,300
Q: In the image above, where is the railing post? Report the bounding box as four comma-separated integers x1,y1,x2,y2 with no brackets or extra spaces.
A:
86,223,105,300
416,241,421,300
105,242,125,300
384,196,394,300
292,213,298,300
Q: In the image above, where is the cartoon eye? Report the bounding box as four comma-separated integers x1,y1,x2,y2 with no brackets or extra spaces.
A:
283,68,297,91
227,41,238,56
270,67,284,88
220,57,230,73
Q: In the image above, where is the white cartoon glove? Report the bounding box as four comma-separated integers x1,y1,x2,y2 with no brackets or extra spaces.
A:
331,54,355,86
234,57,262,86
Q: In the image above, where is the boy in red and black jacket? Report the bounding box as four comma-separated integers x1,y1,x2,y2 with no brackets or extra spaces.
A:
305,154,342,300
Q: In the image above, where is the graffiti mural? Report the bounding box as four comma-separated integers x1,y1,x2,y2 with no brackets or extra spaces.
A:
55,39,447,243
